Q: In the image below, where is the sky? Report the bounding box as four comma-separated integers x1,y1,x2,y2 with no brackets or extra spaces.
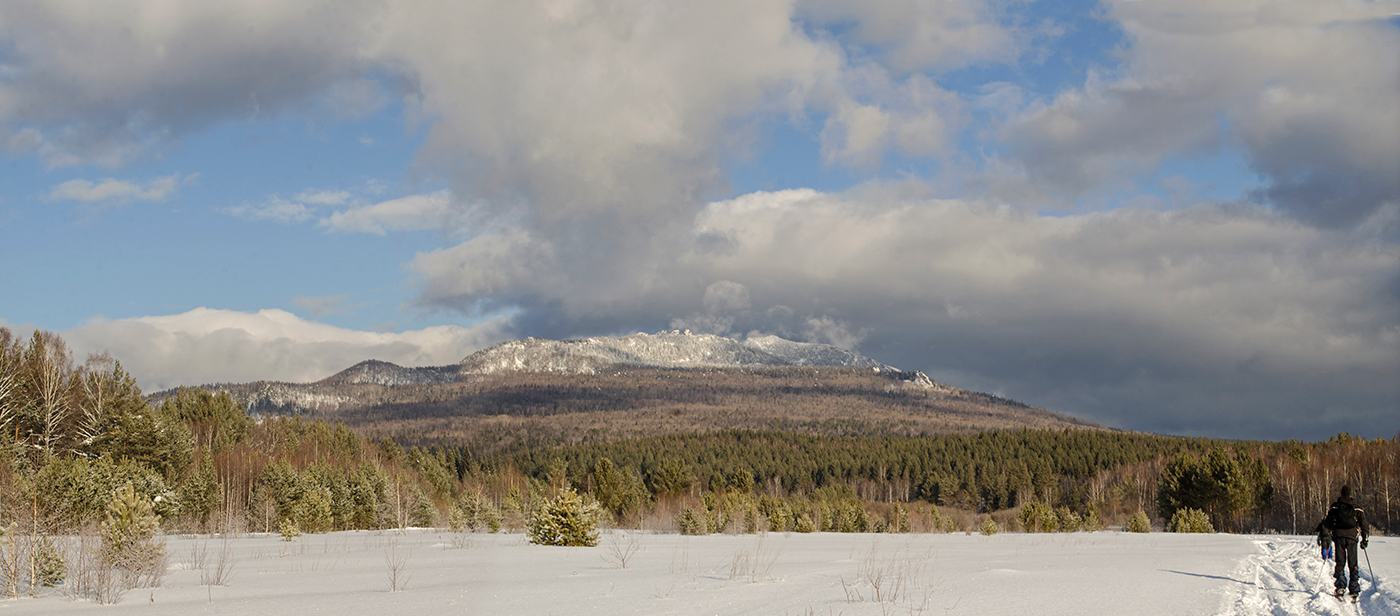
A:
1,0,1397,441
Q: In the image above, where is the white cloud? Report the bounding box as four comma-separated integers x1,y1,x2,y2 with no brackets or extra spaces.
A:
62,307,512,391
1000,0,1399,227
295,189,352,206
796,0,1017,73
222,197,314,224
319,191,456,235
292,294,352,318
47,173,190,203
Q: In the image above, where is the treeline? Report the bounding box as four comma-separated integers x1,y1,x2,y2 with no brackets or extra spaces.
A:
3,327,1396,550
493,430,1399,535
501,429,1213,513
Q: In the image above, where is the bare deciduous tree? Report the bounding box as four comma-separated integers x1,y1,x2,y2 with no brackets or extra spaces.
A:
23,331,76,456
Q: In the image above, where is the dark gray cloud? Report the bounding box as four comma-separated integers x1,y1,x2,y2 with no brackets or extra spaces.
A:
413,188,1398,440
1001,0,1399,230
0,0,381,166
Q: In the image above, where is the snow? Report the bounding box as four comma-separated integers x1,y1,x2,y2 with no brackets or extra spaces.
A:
458,332,898,375
9,531,1397,615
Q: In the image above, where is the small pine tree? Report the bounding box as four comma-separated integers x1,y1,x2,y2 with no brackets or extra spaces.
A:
1167,507,1214,533
676,507,709,535
528,488,600,547
759,497,790,532
837,500,869,533
278,518,302,541
103,482,165,577
1083,504,1105,532
979,517,1000,536
1018,502,1056,532
1057,507,1082,533
793,512,816,533
1127,511,1151,533
31,536,67,587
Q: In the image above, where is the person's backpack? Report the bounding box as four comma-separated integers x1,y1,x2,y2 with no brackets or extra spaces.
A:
1326,501,1358,530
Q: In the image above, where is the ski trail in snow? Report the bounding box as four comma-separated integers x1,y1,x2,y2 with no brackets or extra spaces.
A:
1216,539,1400,616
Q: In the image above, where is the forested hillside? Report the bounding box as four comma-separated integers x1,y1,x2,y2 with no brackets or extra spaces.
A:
174,366,1101,456
1,327,1396,598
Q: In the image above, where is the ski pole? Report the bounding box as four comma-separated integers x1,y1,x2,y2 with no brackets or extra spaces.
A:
1363,546,1374,589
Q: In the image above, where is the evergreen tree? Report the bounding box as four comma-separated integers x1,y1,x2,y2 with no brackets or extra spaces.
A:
528,488,600,546
1127,511,1151,533
1167,507,1214,533
102,482,164,576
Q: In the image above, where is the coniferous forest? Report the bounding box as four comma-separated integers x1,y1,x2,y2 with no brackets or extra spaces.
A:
2,327,1397,597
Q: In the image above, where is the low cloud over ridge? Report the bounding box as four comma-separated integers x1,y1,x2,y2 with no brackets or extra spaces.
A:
62,308,511,392
409,187,1399,439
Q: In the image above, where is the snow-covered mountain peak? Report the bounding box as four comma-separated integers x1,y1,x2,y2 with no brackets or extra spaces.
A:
456,331,898,375
318,359,458,386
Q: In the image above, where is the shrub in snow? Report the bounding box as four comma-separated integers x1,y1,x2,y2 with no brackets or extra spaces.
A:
1127,511,1151,533
1083,504,1105,532
980,517,1000,536
676,507,709,535
1056,507,1082,532
279,518,302,541
528,488,600,547
793,512,816,533
31,535,67,587
1018,502,1056,532
1167,507,1214,533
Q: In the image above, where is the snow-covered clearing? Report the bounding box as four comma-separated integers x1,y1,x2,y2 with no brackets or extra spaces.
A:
5,531,1397,615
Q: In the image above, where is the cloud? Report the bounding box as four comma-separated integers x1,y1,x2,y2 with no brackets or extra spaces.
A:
5,0,1396,440
295,189,352,206
222,197,314,224
796,0,1018,73
412,187,1399,439
318,191,457,235
0,0,381,167
292,294,353,318
62,308,512,391
47,173,191,203
999,0,1399,229
226,187,458,233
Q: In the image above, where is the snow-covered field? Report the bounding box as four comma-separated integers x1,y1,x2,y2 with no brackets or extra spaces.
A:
6,530,1397,615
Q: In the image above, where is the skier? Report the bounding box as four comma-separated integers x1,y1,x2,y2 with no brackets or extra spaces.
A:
1315,519,1333,560
1317,485,1369,601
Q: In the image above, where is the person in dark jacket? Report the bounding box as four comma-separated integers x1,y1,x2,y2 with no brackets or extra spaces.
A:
1318,485,1369,598
1315,519,1333,560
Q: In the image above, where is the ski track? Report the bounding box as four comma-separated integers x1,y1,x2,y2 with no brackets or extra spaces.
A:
1217,539,1399,616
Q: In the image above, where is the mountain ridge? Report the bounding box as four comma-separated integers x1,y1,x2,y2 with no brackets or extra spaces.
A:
153,331,1103,452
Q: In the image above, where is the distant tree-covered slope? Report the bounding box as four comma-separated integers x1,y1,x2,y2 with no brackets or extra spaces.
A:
171,366,1103,455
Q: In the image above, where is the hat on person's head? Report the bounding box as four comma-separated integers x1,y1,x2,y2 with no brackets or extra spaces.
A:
1341,485,1352,497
